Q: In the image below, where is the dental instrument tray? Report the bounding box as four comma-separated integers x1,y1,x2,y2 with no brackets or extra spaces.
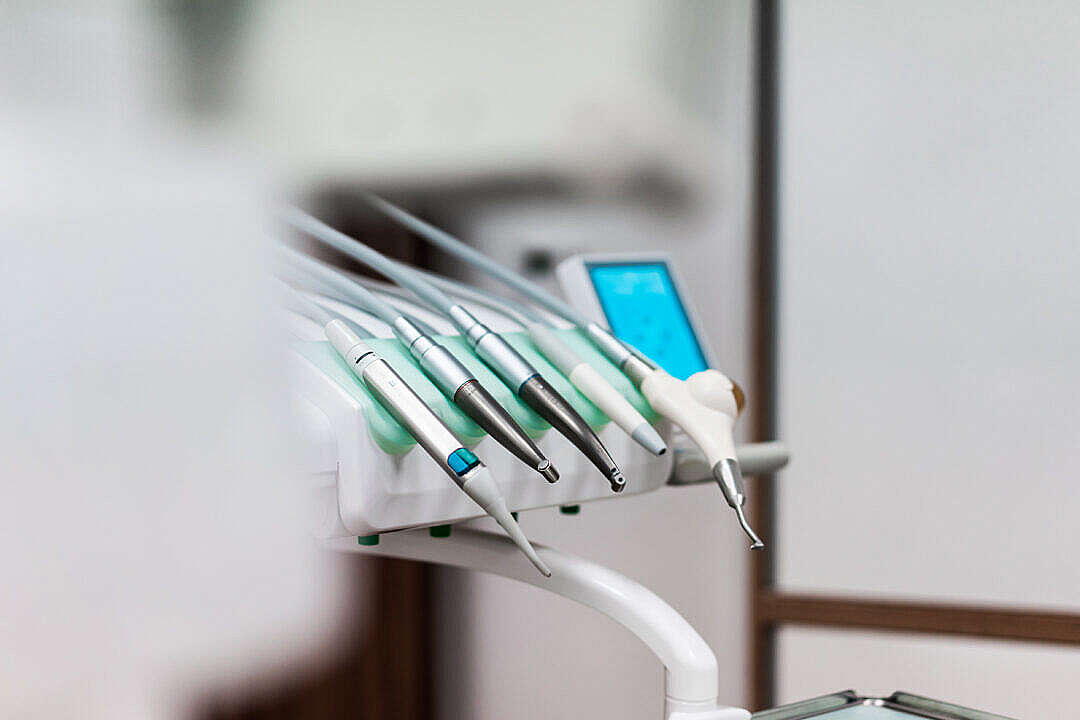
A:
753,690,1014,720
291,324,674,539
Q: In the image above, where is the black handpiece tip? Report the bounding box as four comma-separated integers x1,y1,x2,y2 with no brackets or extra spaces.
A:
517,375,624,490
539,462,560,483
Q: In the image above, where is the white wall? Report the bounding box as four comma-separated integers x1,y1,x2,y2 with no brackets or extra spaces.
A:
776,0,1080,714
229,1,730,185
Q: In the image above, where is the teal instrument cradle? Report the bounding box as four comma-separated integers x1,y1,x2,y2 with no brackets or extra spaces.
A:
292,327,658,455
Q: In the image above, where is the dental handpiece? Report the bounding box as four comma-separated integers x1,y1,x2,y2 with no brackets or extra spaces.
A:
588,325,762,549
406,268,668,457
283,209,625,493
356,194,762,546
281,247,557,483
391,315,558,483
325,319,551,576
448,304,625,493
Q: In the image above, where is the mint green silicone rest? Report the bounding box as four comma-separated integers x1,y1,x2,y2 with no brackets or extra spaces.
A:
294,328,658,455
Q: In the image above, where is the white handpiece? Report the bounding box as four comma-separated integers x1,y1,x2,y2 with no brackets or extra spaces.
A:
640,366,763,549
641,369,737,463
525,322,668,456
325,319,551,575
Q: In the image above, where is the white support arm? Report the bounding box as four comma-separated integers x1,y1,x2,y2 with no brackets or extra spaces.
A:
324,528,750,720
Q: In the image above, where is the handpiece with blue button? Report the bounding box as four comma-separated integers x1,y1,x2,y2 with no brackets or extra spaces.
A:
280,245,558,485
325,318,551,577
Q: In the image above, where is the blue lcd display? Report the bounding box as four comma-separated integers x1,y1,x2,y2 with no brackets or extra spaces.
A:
587,262,709,380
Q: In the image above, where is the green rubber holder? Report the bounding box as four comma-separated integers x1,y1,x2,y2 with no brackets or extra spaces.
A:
429,525,452,538
559,505,581,515
357,534,380,546
295,328,657,455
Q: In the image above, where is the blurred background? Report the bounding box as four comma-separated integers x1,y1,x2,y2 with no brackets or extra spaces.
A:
3,1,1078,718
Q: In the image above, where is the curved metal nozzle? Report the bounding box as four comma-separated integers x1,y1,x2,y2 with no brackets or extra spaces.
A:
733,504,765,550
518,375,625,493
713,457,765,550
454,380,558,483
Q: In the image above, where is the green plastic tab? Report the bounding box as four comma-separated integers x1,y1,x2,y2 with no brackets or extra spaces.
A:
429,525,452,538
357,534,380,546
559,505,581,515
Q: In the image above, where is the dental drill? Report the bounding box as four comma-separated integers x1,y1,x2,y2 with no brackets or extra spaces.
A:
279,247,558,483
403,268,668,457
325,318,551,576
283,209,626,493
359,193,762,548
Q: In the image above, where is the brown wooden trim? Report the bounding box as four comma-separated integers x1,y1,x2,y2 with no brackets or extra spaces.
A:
757,591,1080,647
749,0,781,711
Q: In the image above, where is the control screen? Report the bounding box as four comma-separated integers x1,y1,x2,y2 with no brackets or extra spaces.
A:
587,261,709,380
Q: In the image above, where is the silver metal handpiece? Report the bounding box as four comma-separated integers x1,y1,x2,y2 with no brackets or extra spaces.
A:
278,245,556,483
391,316,557,483
282,207,621,492
325,319,551,576
449,305,625,492
713,457,764,550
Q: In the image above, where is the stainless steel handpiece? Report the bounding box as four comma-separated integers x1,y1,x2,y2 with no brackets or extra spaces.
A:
453,380,558,483
391,316,557,483
448,305,625,492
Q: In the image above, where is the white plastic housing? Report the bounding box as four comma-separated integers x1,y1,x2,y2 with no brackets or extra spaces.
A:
641,367,739,470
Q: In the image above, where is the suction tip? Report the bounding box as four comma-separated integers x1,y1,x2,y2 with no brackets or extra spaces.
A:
631,422,668,456
609,470,626,493
524,544,552,577
488,497,552,577
537,459,560,483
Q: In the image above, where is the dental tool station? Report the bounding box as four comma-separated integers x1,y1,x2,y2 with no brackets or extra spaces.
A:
283,197,1010,720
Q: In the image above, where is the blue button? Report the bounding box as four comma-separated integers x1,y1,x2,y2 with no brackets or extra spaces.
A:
447,448,480,476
